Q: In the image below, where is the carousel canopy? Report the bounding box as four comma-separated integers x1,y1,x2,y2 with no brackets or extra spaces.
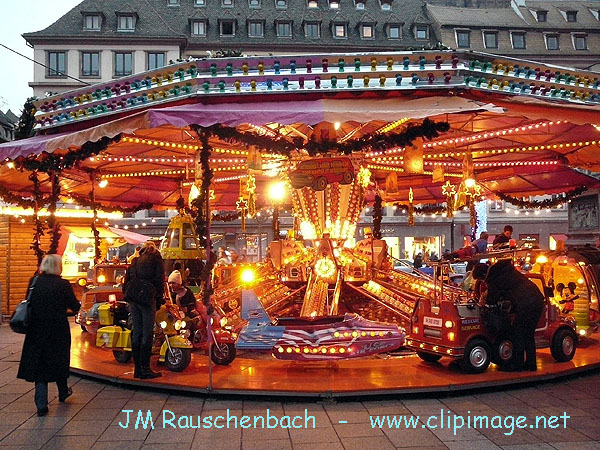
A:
1,50,599,210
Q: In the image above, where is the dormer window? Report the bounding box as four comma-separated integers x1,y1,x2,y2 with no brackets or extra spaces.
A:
415,25,428,40
277,21,292,36
361,24,374,39
333,23,347,38
83,14,101,30
535,10,547,22
167,0,180,5
355,0,365,10
387,24,400,39
248,21,264,37
573,33,587,50
222,0,234,6
117,15,136,31
308,0,318,8
566,10,577,22
191,20,207,36
456,29,470,48
276,0,287,7
220,19,235,35
483,30,498,49
381,1,392,11
330,0,340,9
545,33,559,50
511,31,526,49
305,22,320,38
249,0,261,7
195,0,206,5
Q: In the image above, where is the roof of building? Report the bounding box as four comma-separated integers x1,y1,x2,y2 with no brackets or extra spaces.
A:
0,111,17,129
426,4,527,28
23,0,435,50
515,1,600,29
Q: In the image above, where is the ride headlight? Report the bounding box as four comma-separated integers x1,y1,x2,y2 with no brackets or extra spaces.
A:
220,317,228,328
180,320,186,329
160,321,167,329
174,320,181,331
97,274,106,284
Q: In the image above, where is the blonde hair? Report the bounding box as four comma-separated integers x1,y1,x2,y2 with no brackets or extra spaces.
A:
39,254,62,276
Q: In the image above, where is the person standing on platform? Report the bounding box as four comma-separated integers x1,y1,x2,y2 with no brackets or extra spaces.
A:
414,253,423,268
124,241,165,379
484,259,544,371
493,225,513,248
168,270,197,317
17,254,80,416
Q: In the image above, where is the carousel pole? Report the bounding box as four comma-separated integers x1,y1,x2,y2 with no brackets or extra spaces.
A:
47,171,61,255
90,172,101,265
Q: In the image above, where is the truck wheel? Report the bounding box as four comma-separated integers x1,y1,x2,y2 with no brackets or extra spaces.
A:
211,343,236,365
460,339,491,373
417,351,442,363
550,328,577,362
342,172,354,184
113,350,132,364
313,177,327,191
492,338,514,366
165,348,192,372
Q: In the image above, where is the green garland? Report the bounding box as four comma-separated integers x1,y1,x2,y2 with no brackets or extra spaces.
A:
29,172,45,264
393,203,448,215
69,194,153,214
201,119,450,157
212,211,241,222
47,172,61,255
0,184,37,208
372,194,383,239
494,186,587,209
10,135,121,172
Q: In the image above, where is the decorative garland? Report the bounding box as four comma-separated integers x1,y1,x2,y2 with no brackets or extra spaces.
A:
392,203,448,215
69,194,153,214
10,135,121,172
372,194,382,239
47,172,61,255
29,172,44,264
89,173,101,264
200,119,450,157
0,184,37,208
211,211,241,222
494,186,587,209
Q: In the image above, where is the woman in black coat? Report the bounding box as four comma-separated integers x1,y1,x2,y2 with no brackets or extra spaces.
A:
17,254,80,416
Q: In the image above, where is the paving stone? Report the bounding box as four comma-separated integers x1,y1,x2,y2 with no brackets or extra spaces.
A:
241,438,292,450
40,435,97,450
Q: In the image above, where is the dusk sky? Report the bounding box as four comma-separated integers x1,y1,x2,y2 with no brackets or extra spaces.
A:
0,0,83,114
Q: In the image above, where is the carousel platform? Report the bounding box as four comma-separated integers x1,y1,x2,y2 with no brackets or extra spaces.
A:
70,323,600,398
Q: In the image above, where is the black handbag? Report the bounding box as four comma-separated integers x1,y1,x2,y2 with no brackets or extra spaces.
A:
10,276,38,334
123,266,156,306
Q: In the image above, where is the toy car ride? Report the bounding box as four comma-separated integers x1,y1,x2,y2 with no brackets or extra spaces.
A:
406,270,577,373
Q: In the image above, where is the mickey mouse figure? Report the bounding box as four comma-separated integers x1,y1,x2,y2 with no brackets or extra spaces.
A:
555,282,578,314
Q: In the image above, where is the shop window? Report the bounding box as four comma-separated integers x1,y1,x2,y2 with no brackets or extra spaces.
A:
114,52,133,77
305,22,320,38
147,52,166,70
277,22,292,37
456,30,470,48
47,51,66,77
361,24,374,39
483,31,498,49
511,32,526,49
192,20,207,36
248,21,264,37
83,14,101,30
81,51,100,77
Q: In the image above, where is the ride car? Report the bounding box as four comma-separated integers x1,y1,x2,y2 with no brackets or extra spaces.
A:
289,157,355,191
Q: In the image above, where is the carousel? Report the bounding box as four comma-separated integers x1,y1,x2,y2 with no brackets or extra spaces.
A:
2,49,600,396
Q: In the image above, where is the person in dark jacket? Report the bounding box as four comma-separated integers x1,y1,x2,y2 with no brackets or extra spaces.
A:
168,270,197,317
413,253,423,269
492,225,513,248
124,240,165,379
17,254,80,416
484,259,544,371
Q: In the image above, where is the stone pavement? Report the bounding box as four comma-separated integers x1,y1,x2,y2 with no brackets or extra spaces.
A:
1,323,600,450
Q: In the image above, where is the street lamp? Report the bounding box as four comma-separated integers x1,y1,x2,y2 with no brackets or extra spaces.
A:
268,181,286,241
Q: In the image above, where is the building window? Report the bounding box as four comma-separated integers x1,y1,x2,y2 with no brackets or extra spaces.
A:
147,52,165,70
191,20,207,36
329,0,339,8
489,200,504,210
276,0,287,7
356,1,365,9
511,32,526,49
566,10,577,22
47,51,66,77
248,21,263,37
483,31,498,49
167,0,180,5
415,25,428,39
574,34,587,50
545,34,559,50
83,15,101,30
381,1,391,11
456,30,470,48
388,25,400,39
81,51,100,77
305,22,319,38
277,22,292,37
361,24,374,39
220,20,235,36
195,0,206,5
222,0,233,6
249,0,261,7
536,10,547,22
333,24,346,38
117,15,135,31
114,52,132,77
308,0,318,7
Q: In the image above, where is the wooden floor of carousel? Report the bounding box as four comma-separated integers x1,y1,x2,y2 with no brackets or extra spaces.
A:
70,322,600,397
